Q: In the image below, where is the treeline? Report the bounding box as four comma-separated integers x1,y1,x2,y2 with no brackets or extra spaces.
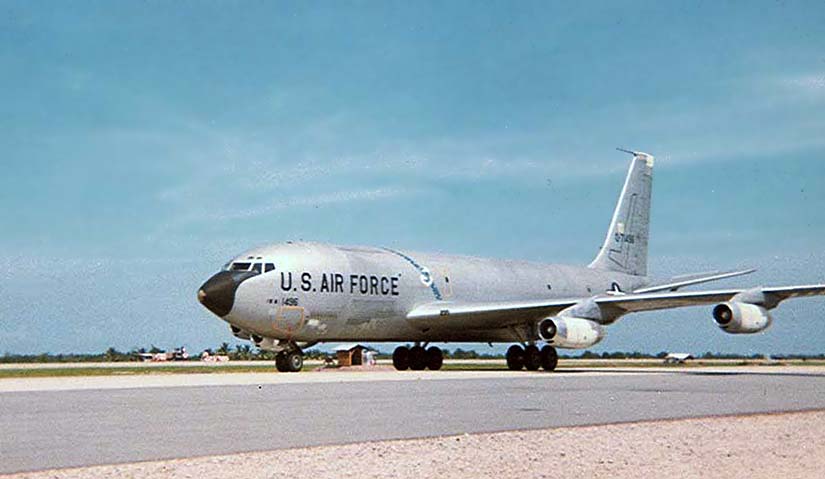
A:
1,347,143,363
3,346,825,363
0,343,335,363
0,345,190,363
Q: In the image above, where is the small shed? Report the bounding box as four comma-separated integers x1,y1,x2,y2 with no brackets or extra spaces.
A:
333,343,370,367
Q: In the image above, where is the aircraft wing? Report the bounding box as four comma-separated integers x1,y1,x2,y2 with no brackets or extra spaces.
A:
596,284,825,313
406,298,579,330
406,284,825,330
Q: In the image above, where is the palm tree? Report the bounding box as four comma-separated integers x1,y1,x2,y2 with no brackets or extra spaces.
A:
104,347,121,362
234,344,252,360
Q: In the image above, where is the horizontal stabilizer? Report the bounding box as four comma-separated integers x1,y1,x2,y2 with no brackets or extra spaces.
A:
634,269,756,294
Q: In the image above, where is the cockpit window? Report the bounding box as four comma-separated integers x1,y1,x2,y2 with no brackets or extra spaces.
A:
230,262,251,271
251,263,262,274
264,263,275,273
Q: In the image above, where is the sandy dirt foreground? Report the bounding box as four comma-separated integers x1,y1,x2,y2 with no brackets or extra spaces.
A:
5,410,825,479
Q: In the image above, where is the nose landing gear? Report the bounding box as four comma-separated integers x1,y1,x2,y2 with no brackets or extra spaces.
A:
392,345,443,371
275,349,304,373
506,344,558,371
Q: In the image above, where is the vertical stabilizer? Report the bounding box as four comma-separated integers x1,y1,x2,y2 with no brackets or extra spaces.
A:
588,149,654,277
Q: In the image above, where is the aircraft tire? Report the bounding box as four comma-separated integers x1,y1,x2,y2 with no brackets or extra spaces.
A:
425,346,443,371
275,353,289,373
392,346,410,371
540,346,558,371
524,345,541,371
409,346,427,370
506,345,525,371
286,351,303,372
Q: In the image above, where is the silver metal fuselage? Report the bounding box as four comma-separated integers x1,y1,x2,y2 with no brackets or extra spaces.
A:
222,241,647,344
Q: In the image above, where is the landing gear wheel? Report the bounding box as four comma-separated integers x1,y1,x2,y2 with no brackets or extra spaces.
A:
426,347,443,371
409,346,427,370
392,346,410,371
540,346,558,371
524,345,541,371
285,351,303,372
275,352,289,373
506,345,525,371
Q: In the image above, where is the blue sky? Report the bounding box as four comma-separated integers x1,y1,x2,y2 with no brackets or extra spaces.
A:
1,1,824,355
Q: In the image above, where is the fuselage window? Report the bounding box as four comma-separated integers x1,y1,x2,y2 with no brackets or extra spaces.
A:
251,263,262,274
264,263,275,273
231,262,251,271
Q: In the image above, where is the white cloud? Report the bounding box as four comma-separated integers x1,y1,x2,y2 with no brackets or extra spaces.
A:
156,187,417,234
206,186,415,221
780,73,825,93
134,67,825,243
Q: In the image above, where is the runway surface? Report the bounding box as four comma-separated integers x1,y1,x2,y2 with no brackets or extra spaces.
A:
2,367,825,474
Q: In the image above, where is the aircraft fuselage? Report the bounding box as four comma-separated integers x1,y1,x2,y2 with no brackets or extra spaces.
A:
210,241,647,344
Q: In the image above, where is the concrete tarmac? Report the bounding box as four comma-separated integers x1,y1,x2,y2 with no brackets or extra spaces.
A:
2,367,825,474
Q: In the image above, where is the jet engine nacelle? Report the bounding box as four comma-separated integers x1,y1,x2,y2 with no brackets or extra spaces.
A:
712,301,773,334
537,317,605,349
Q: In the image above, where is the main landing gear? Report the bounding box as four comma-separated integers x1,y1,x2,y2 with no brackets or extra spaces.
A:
392,345,443,371
275,349,303,373
506,344,558,371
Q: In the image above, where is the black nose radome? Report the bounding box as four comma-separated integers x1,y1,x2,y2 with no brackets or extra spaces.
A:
198,271,256,317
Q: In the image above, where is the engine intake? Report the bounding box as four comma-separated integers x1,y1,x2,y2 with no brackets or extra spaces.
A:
538,318,557,340
537,317,605,349
712,301,772,334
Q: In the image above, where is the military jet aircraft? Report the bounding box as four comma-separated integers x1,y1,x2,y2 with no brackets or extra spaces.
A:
197,150,825,373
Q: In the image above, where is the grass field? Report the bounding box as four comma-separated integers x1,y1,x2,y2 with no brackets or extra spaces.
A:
2,358,824,378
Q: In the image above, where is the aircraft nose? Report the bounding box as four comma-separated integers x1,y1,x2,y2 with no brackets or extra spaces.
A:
197,271,256,317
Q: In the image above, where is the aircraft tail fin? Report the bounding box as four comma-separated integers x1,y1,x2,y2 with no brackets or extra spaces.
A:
588,149,654,277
